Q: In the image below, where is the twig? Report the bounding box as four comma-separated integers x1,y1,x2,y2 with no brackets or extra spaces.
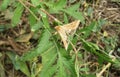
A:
40,8,62,24
20,0,62,24
25,1,35,7
69,40,77,54
18,0,39,21
96,50,116,77
96,63,111,77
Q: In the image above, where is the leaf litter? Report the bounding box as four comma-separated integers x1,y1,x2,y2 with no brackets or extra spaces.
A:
0,0,120,77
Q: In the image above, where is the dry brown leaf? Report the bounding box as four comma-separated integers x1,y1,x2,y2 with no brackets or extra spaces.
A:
0,40,9,45
15,32,33,42
55,20,80,50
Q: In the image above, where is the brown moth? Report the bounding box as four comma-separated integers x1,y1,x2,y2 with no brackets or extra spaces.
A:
55,20,80,50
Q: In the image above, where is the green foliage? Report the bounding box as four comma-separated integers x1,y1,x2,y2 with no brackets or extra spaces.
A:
39,47,76,77
63,10,84,23
6,52,30,76
66,2,80,11
53,0,67,11
42,0,67,13
81,39,113,63
0,0,120,77
0,0,10,10
62,2,85,23
39,53,57,77
82,74,96,77
63,13,69,24
21,30,53,61
11,3,24,27
31,0,40,6
30,21,43,32
79,21,97,38
0,53,5,77
87,7,93,17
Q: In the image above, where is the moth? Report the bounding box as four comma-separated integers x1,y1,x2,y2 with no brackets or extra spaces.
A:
55,20,80,50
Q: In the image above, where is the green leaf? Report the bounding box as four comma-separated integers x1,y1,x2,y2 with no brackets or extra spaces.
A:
39,45,76,77
6,52,30,76
79,67,89,71
113,59,120,68
11,3,24,27
39,42,58,76
42,0,66,13
0,25,6,32
53,0,67,10
87,7,93,16
21,30,53,61
29,13,37,26
55,54,76,77
61,2,84,23
62,57,76,77
38,10,51,29
79,21,97,38
31,0,40,6
66,2,80,11
39,49,57,77
57,57,67,77
96,19,106,31
6,52,19,69
31,21,43,32
56,48,76,77
63,13,68,24
0,0,10,10
62,9,84,23
82,74,96,77
81,39,112,63
42,16,50,29
0,61,5,77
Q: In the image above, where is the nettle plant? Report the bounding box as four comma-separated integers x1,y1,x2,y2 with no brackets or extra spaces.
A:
0,0,120,77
